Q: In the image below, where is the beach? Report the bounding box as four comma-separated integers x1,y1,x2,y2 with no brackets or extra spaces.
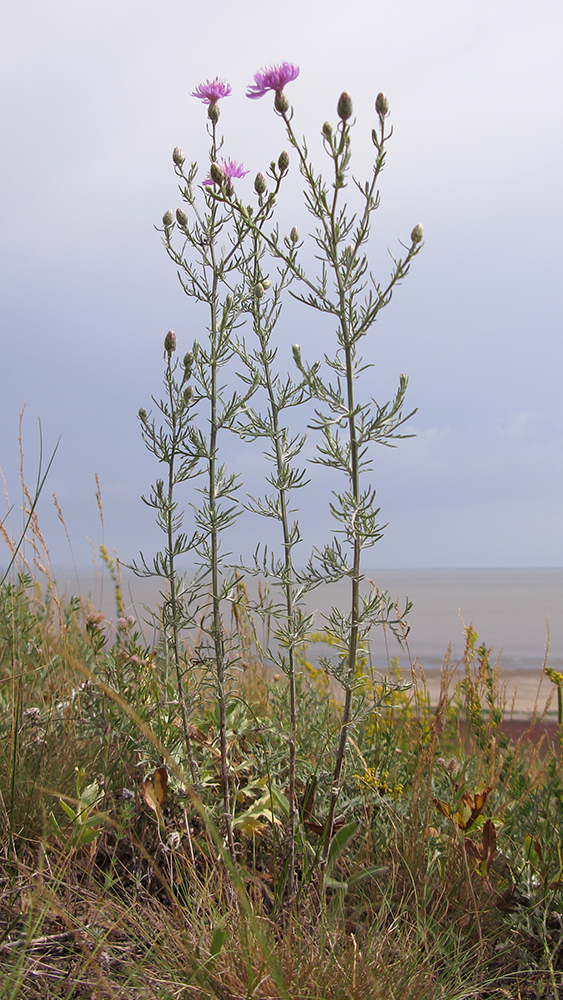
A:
52,566,563,720
420,667,559,720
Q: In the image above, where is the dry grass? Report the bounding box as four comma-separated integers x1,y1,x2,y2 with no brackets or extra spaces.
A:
1,481,563,998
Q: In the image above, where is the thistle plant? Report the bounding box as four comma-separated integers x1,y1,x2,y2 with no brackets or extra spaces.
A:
134,81,257,861
233,215,315,897
210,65,424,866
131,333,200,788
138,65,423,879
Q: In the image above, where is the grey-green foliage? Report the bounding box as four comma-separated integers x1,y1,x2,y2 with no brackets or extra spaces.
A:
208,84,423,866
137,79,423,871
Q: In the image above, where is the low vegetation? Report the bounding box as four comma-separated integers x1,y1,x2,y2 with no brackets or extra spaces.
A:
1,560,562,999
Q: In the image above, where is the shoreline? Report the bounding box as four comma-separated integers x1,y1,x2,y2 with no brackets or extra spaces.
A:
418,668,559,720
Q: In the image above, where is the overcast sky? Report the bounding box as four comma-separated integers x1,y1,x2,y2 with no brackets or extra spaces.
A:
1,0,562,572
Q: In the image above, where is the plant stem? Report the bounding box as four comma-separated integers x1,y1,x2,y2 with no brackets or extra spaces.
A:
164,355,198,788
207,127,236,862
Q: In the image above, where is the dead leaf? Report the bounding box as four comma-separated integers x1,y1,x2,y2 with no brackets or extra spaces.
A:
142,766,168,820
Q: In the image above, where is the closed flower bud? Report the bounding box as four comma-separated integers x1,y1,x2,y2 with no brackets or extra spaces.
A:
138,407,148,424
183,350,194,369
164,330,177,354
337,91,353,121
411,223,424,244
375,92,389,117
210,162,224,185
162,209,174,227
278,149,290,173
176,207,188,227
322,121,333,139
172,146,185,166
256,282,265,298
262,279,272,289
225,293,233,309
292,343,302,366
183,385,194,404
254,171,267,195
290,226,300,244
274,90,290,114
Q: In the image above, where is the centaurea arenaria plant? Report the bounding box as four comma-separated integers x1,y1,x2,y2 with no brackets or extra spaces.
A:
136,77,260,863
141,63,423,890
246,62,299,113
219,71,423,873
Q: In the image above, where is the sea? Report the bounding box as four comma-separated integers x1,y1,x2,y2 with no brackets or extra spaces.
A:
53,566,562,678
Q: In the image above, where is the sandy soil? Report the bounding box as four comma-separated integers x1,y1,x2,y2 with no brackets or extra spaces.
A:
420,669,557,717
419,669,561,745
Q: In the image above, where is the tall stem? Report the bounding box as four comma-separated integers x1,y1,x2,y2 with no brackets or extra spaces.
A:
321,252,362,867
207,123,236,861
251,239,300,896
165,356,198,788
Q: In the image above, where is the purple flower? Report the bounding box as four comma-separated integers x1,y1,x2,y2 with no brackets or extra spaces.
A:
191,78,232,105
203,159,250,187
246,63,300,100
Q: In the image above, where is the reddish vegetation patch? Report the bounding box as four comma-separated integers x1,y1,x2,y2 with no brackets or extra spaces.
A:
499,717,560,747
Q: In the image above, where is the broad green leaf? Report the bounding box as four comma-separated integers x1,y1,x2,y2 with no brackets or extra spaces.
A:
59,800,77,822
327,820,359,872
347,865,388,890
325,878,348,891
48,811,62,837
210,924,226,958
75,826,103,845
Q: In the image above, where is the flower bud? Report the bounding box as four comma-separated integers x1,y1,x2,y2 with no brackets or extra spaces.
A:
256,282,265,298
183,385,194,404
138,407,148,424
292,343,302,367
183,350,194,369
225,293,233,310
210,162,224,185
164,330,177,354
207,102,220,124
375,92,389,117
162,209,174,227
274,91,290,114
262,279,272,290
172,146,185,166
254,171,267,195
410,223,424,244
290,226,300,244
322,121,333,139
337,91,353,121
278,149,290,173
176,207,188,227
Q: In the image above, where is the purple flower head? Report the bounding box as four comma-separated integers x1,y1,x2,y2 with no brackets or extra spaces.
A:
191,78,232,105
203,158,250,187
246,62,300,100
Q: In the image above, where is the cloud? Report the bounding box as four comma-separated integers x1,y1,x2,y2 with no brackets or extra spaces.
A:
496,411,542,440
